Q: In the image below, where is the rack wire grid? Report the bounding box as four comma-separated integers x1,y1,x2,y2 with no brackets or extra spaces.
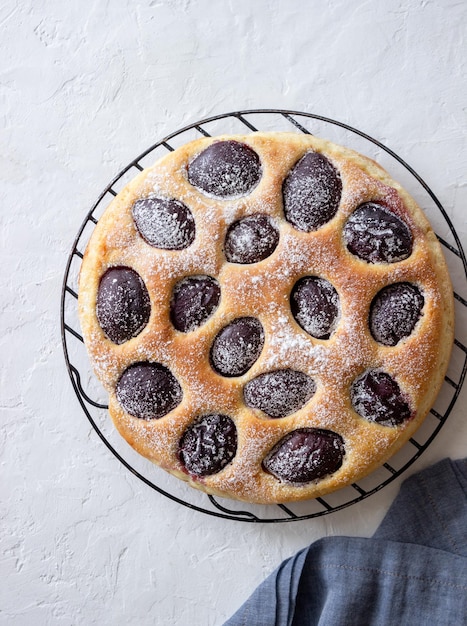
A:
61,109,467,522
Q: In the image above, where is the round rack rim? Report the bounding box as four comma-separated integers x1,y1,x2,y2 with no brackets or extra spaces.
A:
61,109,467,522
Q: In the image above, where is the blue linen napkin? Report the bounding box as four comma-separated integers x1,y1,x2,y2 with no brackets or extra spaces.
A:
224,458,467,626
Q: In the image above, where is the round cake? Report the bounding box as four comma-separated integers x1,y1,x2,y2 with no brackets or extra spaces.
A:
78,132,454,504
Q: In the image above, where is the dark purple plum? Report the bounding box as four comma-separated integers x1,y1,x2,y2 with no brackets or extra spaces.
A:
225,214,279,264
282,151,342,232
210,317,264,377
351,369,412,426
170,275,221,332
344,202,412,263
188,140,261,198
244,369,316,418
97,267,151,345
370,283,424,346
291,276,340,339
116,362,182,420
179,414,237,477
132,196,195,249
263,428,345,483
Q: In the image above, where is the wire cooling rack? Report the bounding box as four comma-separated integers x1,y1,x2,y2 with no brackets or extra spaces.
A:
61,110,467,522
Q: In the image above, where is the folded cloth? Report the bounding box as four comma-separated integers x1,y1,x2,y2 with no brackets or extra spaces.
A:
224,458,467,626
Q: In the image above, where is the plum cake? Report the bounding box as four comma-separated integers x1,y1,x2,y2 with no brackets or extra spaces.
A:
78,132,454,504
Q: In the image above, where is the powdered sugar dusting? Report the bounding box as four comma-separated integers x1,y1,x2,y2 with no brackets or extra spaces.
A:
266,310,327,372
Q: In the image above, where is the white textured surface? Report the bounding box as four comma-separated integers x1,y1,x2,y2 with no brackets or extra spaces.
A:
2,1,467,624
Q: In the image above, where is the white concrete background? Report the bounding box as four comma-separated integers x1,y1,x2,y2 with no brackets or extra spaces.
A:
2,0,467,624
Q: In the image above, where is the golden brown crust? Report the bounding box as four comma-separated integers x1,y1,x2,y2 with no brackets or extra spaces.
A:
78,132,454,504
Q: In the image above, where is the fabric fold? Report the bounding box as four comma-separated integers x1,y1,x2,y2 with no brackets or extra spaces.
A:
224,458,467,626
